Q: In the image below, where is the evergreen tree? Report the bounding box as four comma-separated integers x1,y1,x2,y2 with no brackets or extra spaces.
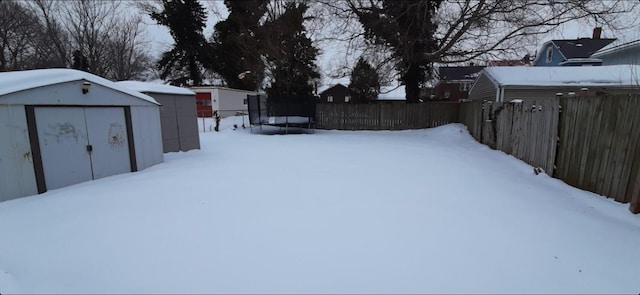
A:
150,0,208,86
209,0,268,91
263,3,320,98
351,0,442,103
349,57,380,103
71,49,89,72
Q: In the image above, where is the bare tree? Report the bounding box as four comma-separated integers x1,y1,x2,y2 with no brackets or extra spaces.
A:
103,15,154,81
315,0,639,100
14,0,154,80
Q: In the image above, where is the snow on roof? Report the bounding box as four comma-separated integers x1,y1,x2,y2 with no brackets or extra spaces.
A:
0,69,159,104
483,65,640,87
377,85,406,100
116,80,195,96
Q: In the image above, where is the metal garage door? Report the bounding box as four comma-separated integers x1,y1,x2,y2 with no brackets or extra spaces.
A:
34,107,131,190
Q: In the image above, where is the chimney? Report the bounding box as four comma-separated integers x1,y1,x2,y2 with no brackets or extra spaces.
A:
593,27,602,39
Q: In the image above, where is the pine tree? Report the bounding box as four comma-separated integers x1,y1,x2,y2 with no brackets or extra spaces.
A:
349,57,380,103
209,0,268,91
150,0,208,86
72,49,89,72
263,3,320,98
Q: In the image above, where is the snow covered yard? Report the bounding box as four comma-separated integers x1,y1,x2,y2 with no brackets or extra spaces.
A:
1,117,639,294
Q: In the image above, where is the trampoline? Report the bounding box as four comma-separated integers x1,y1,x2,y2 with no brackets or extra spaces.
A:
247,94,316,134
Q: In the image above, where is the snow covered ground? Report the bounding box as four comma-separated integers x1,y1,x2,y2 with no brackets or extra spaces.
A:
1,117,639,294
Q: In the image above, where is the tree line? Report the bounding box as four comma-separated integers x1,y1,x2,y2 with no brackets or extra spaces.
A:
0,0,153,81
2,0,637,102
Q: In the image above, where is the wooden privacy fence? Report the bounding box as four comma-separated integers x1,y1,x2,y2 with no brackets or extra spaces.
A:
459,95,640,214
316,102,459,130
555,95,640,211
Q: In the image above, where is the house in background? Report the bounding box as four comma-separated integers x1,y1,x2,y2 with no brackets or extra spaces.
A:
116,81,200,153
533,27,616,66
488,59,528,67
319,84,351,103
468,65,640,102
0,69,164,202
434,65,485,101
191,86,258,118
591,39,640,65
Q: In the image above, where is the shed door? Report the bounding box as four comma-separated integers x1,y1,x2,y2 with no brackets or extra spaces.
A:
35,107,93,190
85,108,131,179
34,107,131,190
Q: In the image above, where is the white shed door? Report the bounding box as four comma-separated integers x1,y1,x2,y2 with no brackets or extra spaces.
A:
35,107,131,190
35,107,93,190
84,108,131,179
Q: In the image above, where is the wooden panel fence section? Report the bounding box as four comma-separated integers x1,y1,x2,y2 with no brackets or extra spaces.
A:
458,101,483,142
555,95,640,211
491,99,559,175
474,100,558,174
316,102,459,131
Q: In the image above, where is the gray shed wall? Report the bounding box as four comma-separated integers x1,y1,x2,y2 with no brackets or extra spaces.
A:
468,74,498,101
147,92,200,153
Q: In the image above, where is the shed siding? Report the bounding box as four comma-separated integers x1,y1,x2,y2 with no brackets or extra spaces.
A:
503,87,640,101
154,93,181,152
174,95,200,151
151,93,200,153
600,50,640,65
0,105,37,201
130,106,164,170
468,74,497,101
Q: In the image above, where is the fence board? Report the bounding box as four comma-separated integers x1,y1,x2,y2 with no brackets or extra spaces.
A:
316,102,459,131
458,101,483,141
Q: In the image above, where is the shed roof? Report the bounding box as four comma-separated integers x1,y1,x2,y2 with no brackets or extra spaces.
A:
116,80,195,96
481,65,640,87
0,69,159,104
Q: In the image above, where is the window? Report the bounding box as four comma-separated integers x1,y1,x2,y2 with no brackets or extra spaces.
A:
345,96,351,103
546,47,553,63
243,98,248,105
327,95,333,103
459,82,470,92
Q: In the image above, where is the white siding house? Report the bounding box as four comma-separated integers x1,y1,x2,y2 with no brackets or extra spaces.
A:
191,86,258,118
0,69,163,202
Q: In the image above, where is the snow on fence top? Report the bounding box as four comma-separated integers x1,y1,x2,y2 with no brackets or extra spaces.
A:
484,64,640,87
116,80,195,96
0,69,160,105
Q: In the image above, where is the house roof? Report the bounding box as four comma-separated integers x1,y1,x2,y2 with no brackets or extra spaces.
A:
479,65,640,88
116,80,195,96
438,66,485,81
488,60,526,67
0,68,159,105
592,39,640,58
319,83,348,95
552,38,616,59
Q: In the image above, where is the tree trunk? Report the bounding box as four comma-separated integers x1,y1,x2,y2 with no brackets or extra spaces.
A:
404,64,421,103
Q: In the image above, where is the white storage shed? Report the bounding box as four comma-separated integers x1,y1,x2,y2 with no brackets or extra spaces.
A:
0,69,164,202
116,81,200,153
